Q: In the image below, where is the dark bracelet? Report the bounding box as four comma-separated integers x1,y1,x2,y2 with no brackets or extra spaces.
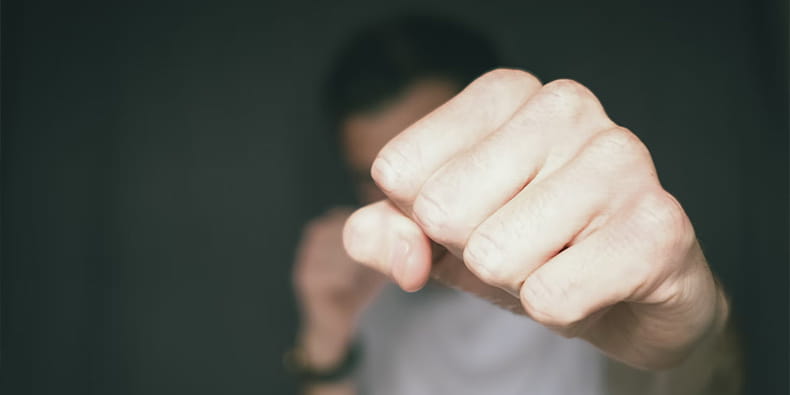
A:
283,339,361,384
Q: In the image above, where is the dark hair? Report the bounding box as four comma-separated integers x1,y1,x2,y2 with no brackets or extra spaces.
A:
322,14,500,128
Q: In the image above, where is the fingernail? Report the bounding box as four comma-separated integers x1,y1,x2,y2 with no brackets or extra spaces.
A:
390,238,411,284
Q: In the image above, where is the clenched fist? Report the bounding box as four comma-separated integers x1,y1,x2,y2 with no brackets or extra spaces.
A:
342,69,728,370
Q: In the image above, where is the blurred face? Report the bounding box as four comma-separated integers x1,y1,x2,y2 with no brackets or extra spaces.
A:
340,78,460,204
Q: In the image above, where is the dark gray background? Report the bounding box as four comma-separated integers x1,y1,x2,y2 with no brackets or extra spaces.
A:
2,0,787,394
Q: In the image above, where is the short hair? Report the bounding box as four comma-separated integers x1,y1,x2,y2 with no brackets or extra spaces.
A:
322,13,501,129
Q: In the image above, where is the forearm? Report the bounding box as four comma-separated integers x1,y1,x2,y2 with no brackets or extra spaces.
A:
294,325,359,395
302,380,355,395
607,285,741,395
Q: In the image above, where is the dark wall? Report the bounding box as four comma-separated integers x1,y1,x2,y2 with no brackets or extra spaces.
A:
2,0,786,394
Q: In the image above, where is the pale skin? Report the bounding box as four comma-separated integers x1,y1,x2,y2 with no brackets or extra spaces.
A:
292,79,459,395
293,71,729,394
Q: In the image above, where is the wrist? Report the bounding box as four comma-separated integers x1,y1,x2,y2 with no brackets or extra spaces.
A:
297,323,356,370
286,330,361,388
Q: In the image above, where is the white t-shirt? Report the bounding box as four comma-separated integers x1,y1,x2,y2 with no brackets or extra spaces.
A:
357,283,605,395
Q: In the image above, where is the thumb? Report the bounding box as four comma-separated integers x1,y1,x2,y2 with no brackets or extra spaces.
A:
343,200,524,314
343,200,432,292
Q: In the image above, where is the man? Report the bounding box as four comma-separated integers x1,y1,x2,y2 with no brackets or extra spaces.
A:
289,15,738,395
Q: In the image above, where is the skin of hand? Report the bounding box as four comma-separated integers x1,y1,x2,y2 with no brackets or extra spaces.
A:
291,80,462,395
342,69,729,370
293,208,386,370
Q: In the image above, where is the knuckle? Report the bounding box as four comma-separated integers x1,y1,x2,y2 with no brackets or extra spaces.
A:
521,273,586,329
545,78,588,94
649,192,689,237
633,190,694,251
473,68,542,92
589,127,647,159
463,230,513,288
528,79,601,122
371,140,417,197
541,79,593,107
528,79,613,133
